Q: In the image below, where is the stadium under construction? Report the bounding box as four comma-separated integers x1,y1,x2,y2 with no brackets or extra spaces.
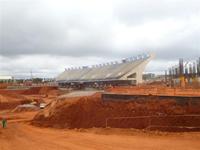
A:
165,57,200,87
56,53,153,88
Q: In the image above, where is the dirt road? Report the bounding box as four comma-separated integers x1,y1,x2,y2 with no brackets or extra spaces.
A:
1,114,200,150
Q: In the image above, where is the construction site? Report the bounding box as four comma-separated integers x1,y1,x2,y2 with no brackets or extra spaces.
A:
0,54,200,150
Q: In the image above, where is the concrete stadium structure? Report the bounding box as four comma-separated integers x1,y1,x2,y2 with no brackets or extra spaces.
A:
56,53,154,87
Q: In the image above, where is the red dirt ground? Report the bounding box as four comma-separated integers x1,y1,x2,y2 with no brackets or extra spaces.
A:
0,86,59,110
1,86,200,149
22,86,59,95
0,110,200,150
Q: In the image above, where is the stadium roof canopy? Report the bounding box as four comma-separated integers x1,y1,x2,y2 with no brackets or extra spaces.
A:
56,53,154,84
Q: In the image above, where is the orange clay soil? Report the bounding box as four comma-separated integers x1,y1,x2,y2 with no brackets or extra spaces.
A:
0,110,200,150
1,86,200,150
32,93,200,130
0,86,59,110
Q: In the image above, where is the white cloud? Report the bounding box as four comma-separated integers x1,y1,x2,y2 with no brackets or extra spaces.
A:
0,0,200,77
0,54,116,78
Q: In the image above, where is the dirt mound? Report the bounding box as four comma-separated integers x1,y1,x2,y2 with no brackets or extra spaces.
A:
0,83,9,89
0,87,58,110
22,86,58,95
32,93,200,130
0,89,25,96
0,92,32,110
0,99,32,110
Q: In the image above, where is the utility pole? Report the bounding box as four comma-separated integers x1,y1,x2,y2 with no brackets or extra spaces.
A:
30,70,33,81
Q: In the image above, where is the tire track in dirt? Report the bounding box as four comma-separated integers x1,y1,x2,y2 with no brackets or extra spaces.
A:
1,120,200,150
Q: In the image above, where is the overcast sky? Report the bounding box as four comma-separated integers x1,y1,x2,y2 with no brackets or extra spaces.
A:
0,0,200,78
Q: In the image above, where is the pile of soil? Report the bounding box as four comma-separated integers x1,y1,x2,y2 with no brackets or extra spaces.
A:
0,89,25,95
22,86,58,95
32,93,200,130
0,83,9,89
0,86,58,110
0,93,31,110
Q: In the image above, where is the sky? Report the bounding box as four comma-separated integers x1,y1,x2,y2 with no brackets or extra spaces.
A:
0,0,200,78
